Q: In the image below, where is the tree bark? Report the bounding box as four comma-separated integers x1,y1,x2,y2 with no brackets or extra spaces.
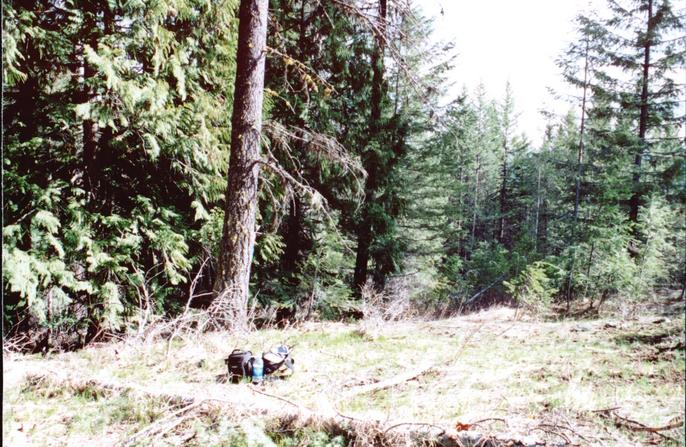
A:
353,0,387,293
574,38,590,224
534,164,542,250
82,3,99,197
97,4,116,212
471,155,481,246
497,139,508,245
565,39,590,302
629,0,653,227
214,0,269,330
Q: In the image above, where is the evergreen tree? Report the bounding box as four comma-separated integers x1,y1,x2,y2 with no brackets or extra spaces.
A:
352,0,389,292
213,0,269,330
3,0,238,345
569,0,684,228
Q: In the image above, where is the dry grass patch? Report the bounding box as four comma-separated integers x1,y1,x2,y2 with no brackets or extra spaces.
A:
3,299,684,446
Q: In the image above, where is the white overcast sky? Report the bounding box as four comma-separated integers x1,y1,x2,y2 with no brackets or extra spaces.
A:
421,0,594,146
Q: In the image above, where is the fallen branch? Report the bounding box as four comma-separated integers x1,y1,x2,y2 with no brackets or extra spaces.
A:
529,425,571,444
470,418,507,427
612,413,683,433
122,401,204,447
461,274,507,308
384,421,446,436
344,363,434,396
592,407,681,442
590,406,621,413
19,367,540,447
251,387,302,410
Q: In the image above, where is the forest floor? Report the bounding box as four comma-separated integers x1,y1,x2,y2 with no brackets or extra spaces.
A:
3,291,684,446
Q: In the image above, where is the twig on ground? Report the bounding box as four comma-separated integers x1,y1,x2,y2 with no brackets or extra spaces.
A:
121,400,204,446
592,408,681,442
317,350,345,360
469,418,507,427
612,413,682,433
383,421,446,436
590,407,621,413
444,321,487,370
558,415,591,443
250,387,301,409
333,406,366,423
344,363,434,396
493,322,516,338
530,425,572,444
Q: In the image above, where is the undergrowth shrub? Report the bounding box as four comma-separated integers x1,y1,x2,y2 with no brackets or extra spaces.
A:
2,185,196,348
557,208,642,304
357,282,412,338
504,262,559,315
2,1,237,349
634,196,684,292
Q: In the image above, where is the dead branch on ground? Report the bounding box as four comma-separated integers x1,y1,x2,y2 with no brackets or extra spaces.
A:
19,367,521,447
121,401,204,447
344,363,434,397
592,407,682,442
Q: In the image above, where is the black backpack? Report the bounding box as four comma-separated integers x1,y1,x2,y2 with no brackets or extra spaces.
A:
262,345,294,376
225,349,254,383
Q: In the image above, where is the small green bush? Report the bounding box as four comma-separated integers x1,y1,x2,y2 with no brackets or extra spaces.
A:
504,261,559,313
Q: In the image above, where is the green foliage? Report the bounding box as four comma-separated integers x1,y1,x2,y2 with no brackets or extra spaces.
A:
504,262,559,312
302,222,358,320
3,0,238,342
3,0,682,344
635,196,684,291
254,233,286,267
464,241,510,295
423,0,684,308
558,209,638,300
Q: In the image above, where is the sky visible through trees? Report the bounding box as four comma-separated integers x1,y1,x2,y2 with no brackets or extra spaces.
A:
423,0,685,145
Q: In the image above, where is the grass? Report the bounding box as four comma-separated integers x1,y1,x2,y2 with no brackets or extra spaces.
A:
3,293,684,446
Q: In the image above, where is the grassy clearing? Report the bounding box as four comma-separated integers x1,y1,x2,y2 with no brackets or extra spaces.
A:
3,293,684,446
2,375,348,446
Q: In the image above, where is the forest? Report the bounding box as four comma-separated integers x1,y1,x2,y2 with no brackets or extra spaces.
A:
2,0,686,445
3,0,684,347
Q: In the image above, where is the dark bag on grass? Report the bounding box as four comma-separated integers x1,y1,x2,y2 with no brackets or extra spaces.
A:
262,345,294,376
226,349,254,383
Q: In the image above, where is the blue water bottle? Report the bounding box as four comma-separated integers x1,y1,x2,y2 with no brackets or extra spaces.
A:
252,354,264,385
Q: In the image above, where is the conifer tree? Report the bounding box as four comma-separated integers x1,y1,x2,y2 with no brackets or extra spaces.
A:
213,0,269,330
572,0,684,227
3,0,238,345
353,0,388,292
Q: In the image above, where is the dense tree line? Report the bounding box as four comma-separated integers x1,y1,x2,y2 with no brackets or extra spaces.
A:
3,0,684,350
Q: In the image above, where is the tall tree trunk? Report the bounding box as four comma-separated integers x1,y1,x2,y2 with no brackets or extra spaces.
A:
393,14,402,116
471,155,481,246
281,0,309,275
353,0,387,293
214,0,269,330
82,3,99,198
574,38,590,223
629,0,653,226
539,198,548,254
534,164,542,250
98,4,116,212
497,140,508,245
457,164,466,260
565,39,590,304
